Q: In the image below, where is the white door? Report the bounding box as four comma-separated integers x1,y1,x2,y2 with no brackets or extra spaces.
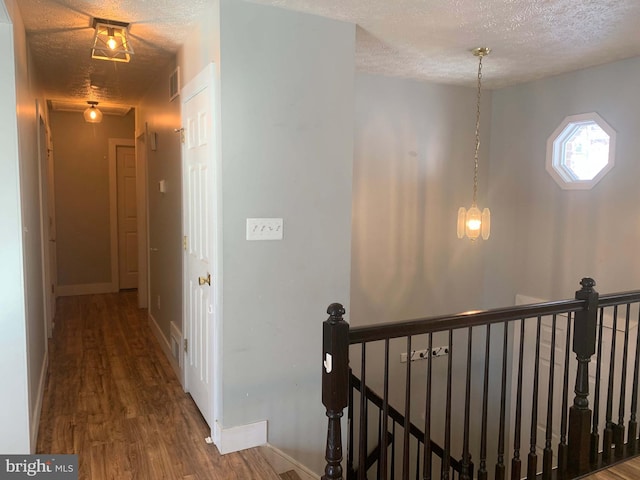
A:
182,66,216,426
117,145,138,289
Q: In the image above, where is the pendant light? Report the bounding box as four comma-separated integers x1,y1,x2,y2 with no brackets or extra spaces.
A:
457,47,491,241
83,101,103,123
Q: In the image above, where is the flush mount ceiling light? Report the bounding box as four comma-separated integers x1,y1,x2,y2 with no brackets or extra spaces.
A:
457,47,491,241
91,18,134,63
83,101,103,123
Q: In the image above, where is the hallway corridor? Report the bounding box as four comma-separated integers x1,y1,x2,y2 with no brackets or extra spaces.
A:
36,292,280,479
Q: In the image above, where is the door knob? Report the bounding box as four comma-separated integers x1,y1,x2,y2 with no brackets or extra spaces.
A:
198,274,211,286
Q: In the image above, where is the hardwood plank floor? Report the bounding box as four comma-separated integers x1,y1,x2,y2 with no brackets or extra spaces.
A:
36,292,281,480
583,456,640,479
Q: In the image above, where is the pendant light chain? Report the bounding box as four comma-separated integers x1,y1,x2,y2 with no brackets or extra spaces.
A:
472,53,483,207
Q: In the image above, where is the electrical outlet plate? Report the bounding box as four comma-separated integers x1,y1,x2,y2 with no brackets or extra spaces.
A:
400,346,449,363
246,218,283,241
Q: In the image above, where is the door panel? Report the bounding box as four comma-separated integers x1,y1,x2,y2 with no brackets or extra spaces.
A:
117,145,138,289
182,75,214,426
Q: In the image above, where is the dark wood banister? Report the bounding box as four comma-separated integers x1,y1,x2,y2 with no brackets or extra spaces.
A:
350,373,464,473
322,279,640,480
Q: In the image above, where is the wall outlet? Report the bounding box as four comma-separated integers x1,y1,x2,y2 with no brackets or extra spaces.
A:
246,218,283,241
400,346,449,363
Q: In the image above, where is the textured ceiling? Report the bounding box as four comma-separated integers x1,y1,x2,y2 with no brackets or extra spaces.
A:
18,0,209,108
16,0,640,109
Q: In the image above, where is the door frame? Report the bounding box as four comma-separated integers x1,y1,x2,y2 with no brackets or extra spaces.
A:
108,138,136,292
36,100,55,338
180,63,222,428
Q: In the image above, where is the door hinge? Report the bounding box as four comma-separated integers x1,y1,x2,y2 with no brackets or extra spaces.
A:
51,284,55,294
183,235,188,251
174,127,185,144
184,338,188,353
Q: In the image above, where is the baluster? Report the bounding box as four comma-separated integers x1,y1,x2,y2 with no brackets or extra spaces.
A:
358,342,368,480
377,409,383,480
568,278,599,476
511,319,525,480
478,324,490,480
403,336,412,480
603,305,618,462
348,368,354,479
557,313,572,477
442,330,453,480
615,305,631,456
415,439,420,480
424,333,432,480
590,308,604,465
382,338,390,480
629,305,640,453
543,315,557,480
460,327,473,480
495,321,508,480
322,303,350,480
527,316,542,480
391,421,396,480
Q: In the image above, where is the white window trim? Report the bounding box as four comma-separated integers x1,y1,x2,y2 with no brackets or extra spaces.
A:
546,112,616,190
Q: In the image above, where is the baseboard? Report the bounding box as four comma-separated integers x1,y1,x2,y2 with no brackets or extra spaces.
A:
30,349,48,451
259,444,320,480
57,282,114,296
213,420,268,455
148,313,182,384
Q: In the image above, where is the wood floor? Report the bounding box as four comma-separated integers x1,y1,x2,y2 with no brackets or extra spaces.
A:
583,456,640,479
36,292,281,480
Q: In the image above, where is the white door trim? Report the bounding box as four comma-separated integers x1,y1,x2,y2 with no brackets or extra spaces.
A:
108,138,135,292
135,126,149,308
181,63,222,430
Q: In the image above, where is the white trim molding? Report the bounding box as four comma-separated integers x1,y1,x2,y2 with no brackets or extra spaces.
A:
30,350,48,451
213,420,267,455
149,314,182,382
259,444,320,480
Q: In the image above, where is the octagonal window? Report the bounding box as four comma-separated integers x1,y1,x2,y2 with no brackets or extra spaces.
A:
546,112,616,190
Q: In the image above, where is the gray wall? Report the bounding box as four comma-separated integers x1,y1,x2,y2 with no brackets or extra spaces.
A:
50,110,134,288
135,60,183,342
218,0,354,472
352,73,492,325
486,56,640,306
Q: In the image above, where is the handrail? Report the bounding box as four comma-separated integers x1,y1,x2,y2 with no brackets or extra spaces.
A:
350,373,463,472
349,299,585,344
323,279,640,480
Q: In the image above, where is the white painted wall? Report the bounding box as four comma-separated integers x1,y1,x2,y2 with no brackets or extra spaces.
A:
217,1,354,474
486,56,640,306
0,0,47,452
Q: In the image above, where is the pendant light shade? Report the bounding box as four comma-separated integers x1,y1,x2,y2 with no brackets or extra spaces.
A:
457,47,491,241
84,101,103,123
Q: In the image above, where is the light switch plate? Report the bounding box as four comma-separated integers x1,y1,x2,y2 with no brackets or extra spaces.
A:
246,218,283,241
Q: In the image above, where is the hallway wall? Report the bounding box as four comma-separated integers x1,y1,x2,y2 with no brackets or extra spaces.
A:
135,58,183,368
0,0,47,453
49,110,135,293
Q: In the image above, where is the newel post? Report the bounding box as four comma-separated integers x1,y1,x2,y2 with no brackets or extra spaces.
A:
322,303,349,480
568,278,599,475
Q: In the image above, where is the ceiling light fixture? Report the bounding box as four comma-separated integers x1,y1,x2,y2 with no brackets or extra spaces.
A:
83,101,103,123
91,18,133,63
457,47,491,241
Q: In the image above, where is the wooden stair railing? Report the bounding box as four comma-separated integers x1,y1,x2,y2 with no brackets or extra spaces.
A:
322,278,640,480
348,373,467,480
